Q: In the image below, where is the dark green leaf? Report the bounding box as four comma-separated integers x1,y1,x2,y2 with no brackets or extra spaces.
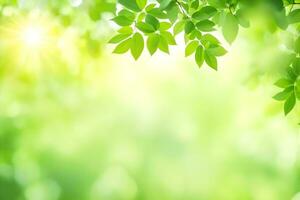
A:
185,21,195,34
288,9,300,24
145,14,160,30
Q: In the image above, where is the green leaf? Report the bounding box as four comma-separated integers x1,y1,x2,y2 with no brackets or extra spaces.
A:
293,57,300,75
145,14,160,30
207,0,226,8
159,22,172,31
191,0,199,9
118,9,135,21
274,79,293,88
173,20,185,35
288,9,300,24
185,41,199,57
236,9,250,28
136,22,156,33
185,21,195,34
147,34,160,55
109,34,132,43
196,20,215,32
201,34,220,45
147,8,168,19
112,16,134,26
160,31,176,45
284,93,296,115
113,38,132,54
137,12,146,21
165,2,179,23
119,0,141,12
131,33,144,60
222,13,239,44
273,86,294,101
192,6,217,21
136,0,147,10
118,26,133,34
287,67,297,81
158,35,169,54
206,46,227,56
195,46,204,68
145,3,156,12
189,30,202,40
295,37,300,54
159,0,172,10
204,51,218,70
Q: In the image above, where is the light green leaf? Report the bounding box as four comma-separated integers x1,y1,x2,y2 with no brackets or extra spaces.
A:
147,34,160,55
136,0,147,10
118,9,135,21
112,16,134,26
158,35,169,54
147,8,168,19
204,51,218,70
185,41,199,57
160,31,176,45
113,38,132,54
136,22,156,33
159,22,172,31
206,46,227,56
284,93,296,115
273,86,294,101
118,26,133,34
192,6,217,21
201,34,220,45
195,46,204,68
173,20,185,35
131,33,144,60
274,79,293,88
109,33,132,43
196,20,215,32
222,13,239,44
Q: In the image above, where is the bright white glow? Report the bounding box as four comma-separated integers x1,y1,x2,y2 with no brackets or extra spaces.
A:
22,26,44,48
70,0,82,7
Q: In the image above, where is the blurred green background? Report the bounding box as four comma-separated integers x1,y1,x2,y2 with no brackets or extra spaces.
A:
0,0,300,200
